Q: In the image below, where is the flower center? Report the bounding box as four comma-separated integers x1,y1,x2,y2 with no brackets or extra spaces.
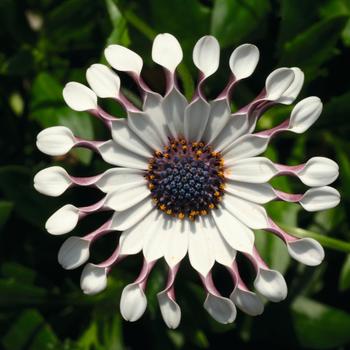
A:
147,139,225,220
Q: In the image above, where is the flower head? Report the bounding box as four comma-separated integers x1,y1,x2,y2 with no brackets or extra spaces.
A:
34,33,340,327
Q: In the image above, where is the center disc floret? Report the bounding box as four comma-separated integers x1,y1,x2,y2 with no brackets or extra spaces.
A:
147,139,225,220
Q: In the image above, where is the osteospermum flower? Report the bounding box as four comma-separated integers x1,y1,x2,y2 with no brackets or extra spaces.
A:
34,33,340,328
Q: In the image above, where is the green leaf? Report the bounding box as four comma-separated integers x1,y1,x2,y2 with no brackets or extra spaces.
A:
339,254,350,291
292,297,350,349
279,16,348,80
0,200,13,230
211,0,271,48
1,262,37,285
0,166,55,227
2,309,59,350
105,0,130,46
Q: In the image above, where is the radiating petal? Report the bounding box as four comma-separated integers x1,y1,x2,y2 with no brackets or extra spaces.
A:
211,113,250,151
120,284,147,321
229,44,259,80
225,181,276,204
223,134,269,164
265,68,295,101
225,157,277,183
223,194,269,229
63,82,97,111
202,99,231,144
98,140,149,169
188,218,215,276
95,168,146,193
230,288,264,316
254,268,287,302
212,207,255,253
152,33,183,72
46,204,79,235
204,294,237,324
36,126,75,156
300,186,340,212
164,219,188,267
34,166,71,197
143,214,172,262
277,67,304,105
105,183,150,211
111,119,152,157
157,292,181,329
184,97,210,141
289,96,322,133
86,64,120,98
58,237,90,270
111,199,154,232
193,36,220,77
80,263,107,295
298,157,339,187
162,88,187,138
287,238,324,266
119,210,159,255
104,45,143,75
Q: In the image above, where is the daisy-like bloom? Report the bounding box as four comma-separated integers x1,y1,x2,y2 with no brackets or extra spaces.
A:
34,33,340,328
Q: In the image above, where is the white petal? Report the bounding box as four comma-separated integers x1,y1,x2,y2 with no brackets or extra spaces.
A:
300,186,340,212
104,45,143,75
143,214,172,262
223,134,269,165
298,157,339,187
188,218,215,276
277,67,304,105
152,33,182,73
184,97,210,141
164,219,188,268
63,82,97,111
202,100,231,144
34,166,71,197
225,181,276,204
223,194,269,229
230,288,264,316
211,113,250,151
80,263,107,295
212,207,254,253
95,168,146,193
287,238,324,266
229,44,259,80
204,294,237,324
58,236,90,270
36,126,75,156
289,96,322,133
120,284,147,322
162,88,187,138
45,204,79,235
157,292,181,329
105,184,150,211
127,111,167,151
111,198,154,231
98,140,149,169
225,157,277,183
86,64,120,98
193,36,220,77
119,210,158,255
254,268,287,302
265,68,295,101
111,119,152,158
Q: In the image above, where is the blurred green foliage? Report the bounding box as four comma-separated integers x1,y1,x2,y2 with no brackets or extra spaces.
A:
0,0,350,349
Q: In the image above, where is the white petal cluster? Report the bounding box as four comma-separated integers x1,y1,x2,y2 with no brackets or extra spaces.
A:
34,32,340,329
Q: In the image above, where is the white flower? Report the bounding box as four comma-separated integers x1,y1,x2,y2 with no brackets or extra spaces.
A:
35,33,340,328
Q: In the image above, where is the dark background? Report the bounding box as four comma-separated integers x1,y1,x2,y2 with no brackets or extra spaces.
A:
1,0,350,349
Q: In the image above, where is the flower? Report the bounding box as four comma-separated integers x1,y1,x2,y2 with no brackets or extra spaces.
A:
34,33,340,328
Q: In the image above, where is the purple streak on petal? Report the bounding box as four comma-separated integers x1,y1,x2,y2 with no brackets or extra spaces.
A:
116,93,140,113
134,259,157,290
266,218,298,244
201,272,221,297
255,119,290,137
83,217,114,242
215,75,237,101
78,196,109,219
274,190,303,202
159,263,180,301
69,173,104,187
74,138,105,152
